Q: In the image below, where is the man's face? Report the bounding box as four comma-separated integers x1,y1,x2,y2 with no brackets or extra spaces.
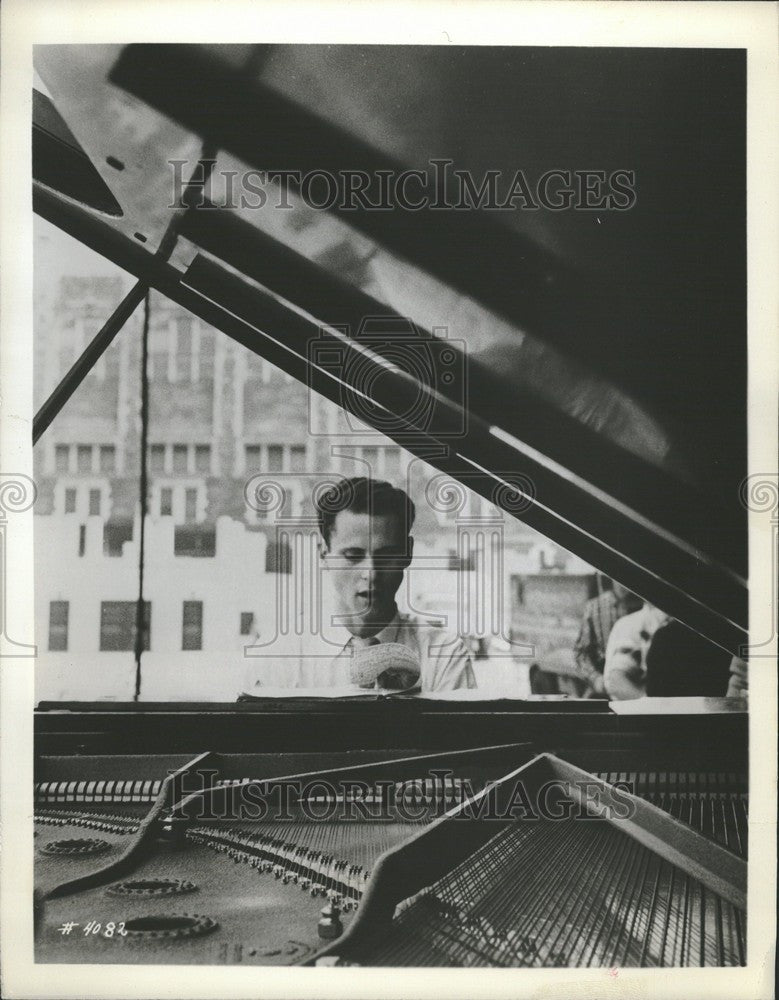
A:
321,509,412,638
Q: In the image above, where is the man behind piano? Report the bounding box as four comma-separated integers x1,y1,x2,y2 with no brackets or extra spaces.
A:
240,476,476,695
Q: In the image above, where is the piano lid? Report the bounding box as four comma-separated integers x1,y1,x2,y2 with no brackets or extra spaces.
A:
32,44,748,654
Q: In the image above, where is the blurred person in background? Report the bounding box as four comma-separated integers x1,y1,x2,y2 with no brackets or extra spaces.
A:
572,577,642,697
603,602,669,700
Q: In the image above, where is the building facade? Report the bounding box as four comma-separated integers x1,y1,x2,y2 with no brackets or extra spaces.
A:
33,281,590,700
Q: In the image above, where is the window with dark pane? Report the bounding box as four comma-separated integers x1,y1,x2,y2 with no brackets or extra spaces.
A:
195,444,211,474
447,548,475,571
176,315,193,382
267,445,284,473
149,444,166,473
173,444,188,474
265,537,292,574
99,445,116,474
89,488,101,516
182,600,203,651
384,446,401,480
245,445,261,471
184,487,198,524
64,488,77,514
240,612,254,636
160,487,173,517
103,518,133,557
48,601,69,651
290,445,307,472
99,601,150,651
77,444,93,473
55,444,70,473
174,524,216,557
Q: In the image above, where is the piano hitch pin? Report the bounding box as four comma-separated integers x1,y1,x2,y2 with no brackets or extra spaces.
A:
318,902,343,940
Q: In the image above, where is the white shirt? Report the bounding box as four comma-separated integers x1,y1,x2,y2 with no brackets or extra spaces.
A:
242,610,476,694
603,604,669,700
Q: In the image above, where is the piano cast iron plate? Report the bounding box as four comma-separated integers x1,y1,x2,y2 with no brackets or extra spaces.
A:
312,754,747,968
35,755,747,967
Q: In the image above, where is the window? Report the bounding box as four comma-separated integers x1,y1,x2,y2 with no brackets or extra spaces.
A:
195,444,211,473
240,612,254,636
78,524,86,556
103,518,133,556
267,445,284,473
99,445,116,474
362,447,379,475
150,444,166,473
244,444,306,474
182,600,203,651
48,601,69,651
77,444,93,473
245,445,261,471
173,444,188,474
174,524,216,557
184,488,198,523
290,445,307,472
175,316,194,382
55,445,70,473
88,488,101,516
160,487,173,517
265,538,292,574
448,548,474,572
64,488,77,514
100,600,151,651
384,446,401,480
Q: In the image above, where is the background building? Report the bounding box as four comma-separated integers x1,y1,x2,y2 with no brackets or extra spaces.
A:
33,235,594,701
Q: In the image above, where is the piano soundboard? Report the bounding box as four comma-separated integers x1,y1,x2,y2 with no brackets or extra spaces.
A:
34,745,747,967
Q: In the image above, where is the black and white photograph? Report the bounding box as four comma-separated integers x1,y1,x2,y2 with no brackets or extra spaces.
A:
1,2,777,998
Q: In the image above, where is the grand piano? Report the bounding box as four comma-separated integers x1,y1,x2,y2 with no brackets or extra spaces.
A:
31,44,751,969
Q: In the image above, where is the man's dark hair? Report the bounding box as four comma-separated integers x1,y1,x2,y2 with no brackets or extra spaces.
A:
315,476,415,548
